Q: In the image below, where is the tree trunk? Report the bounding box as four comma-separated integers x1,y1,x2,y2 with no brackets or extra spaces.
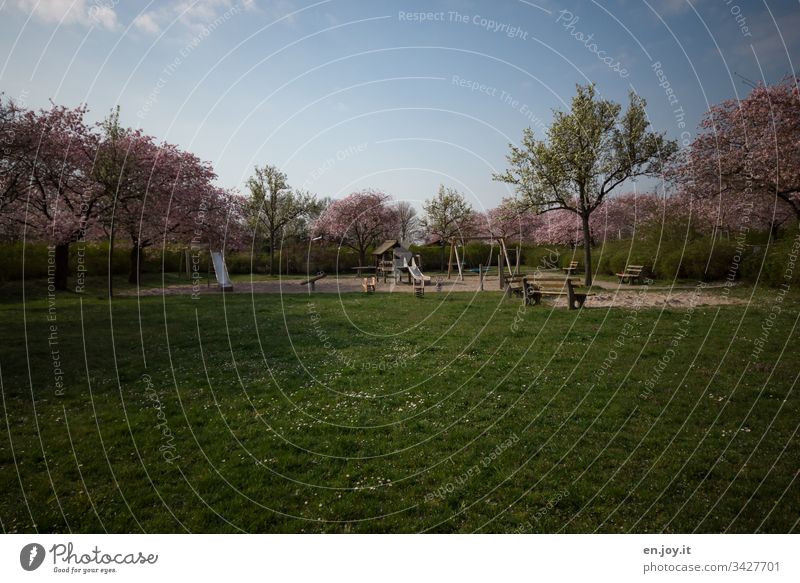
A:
108,224,115,298
439,242,445,272
269,232,275,276
359,248,367,266
54,243,69,291
770,222,780,242
128,243,142,285
581,213,593,286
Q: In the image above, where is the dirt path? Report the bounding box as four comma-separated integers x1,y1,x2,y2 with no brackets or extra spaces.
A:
124,275,744,308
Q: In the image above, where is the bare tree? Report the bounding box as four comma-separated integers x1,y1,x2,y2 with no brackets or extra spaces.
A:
395,201,418,245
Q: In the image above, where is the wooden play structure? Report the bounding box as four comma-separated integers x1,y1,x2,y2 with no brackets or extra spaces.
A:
373,240,417,283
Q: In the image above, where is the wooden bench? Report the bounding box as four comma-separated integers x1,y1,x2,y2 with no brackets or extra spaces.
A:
616,264,645,284
362,276,376,293
505,275,528,298
562,260,579,275
507,276,593,310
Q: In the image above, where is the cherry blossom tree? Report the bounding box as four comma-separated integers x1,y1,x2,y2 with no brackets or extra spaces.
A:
672,77,800,230
313,189,398,266
88,109,234,288
530,209,583,246
4,103,101,289
483,198,538,241
0,95,33,217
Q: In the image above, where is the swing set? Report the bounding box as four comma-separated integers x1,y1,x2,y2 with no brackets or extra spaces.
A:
446,236,522,284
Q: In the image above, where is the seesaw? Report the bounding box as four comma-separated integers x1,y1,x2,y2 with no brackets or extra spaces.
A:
299,272,327,291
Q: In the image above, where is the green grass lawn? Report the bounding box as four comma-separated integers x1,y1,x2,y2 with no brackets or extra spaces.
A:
0,284,797,533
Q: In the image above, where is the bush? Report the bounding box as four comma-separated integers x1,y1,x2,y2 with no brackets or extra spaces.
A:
3,226,796,286
746,227,800,287
0,241,131,281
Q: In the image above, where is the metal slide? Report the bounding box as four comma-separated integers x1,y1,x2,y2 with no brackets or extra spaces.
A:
405,258,430,282
210,250,233,291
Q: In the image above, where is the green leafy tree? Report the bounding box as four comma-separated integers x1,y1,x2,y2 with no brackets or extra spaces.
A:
246,164,317,274
421,185,474,271
494,84,677,285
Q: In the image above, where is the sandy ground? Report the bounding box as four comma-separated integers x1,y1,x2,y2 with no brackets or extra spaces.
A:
125,274,745,308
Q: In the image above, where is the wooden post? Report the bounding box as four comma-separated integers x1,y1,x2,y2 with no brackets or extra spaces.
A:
498,251,505,289
479,264,484,291
501,239,513,279
447,242,454,280
454,244,463,281
566,279,575,310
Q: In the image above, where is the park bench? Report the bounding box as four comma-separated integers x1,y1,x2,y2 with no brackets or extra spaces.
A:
616,264,645,284
299,272,326,291
507,275,593,310
505,275,528,298
562,260,579,275
362,276,376,293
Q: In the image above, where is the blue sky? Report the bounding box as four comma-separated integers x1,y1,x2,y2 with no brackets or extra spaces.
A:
1,0,798,212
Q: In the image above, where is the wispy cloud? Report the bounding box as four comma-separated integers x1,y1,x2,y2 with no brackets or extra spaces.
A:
649,0,698,17
133,0,260,36
132,12,160,35
13,0,119,30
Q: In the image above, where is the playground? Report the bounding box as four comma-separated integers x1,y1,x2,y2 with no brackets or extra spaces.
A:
125,271,747,309
125,238,750,311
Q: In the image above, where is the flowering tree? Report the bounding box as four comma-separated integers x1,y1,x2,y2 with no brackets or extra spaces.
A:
91,110,224,286
675,186,796,239
313,189,398,265
495,84,677,284
0,100,244,291
0,95,33,217
211,191,249,252
483,198,538,241
589,191,667,243
117,146,224,285
672,77,800,229
421,184,474,271
4,103,101,289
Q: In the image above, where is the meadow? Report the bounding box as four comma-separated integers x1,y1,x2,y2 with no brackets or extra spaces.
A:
0,279,797,533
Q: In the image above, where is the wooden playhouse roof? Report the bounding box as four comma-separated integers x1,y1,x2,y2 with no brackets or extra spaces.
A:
372,240,400,255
